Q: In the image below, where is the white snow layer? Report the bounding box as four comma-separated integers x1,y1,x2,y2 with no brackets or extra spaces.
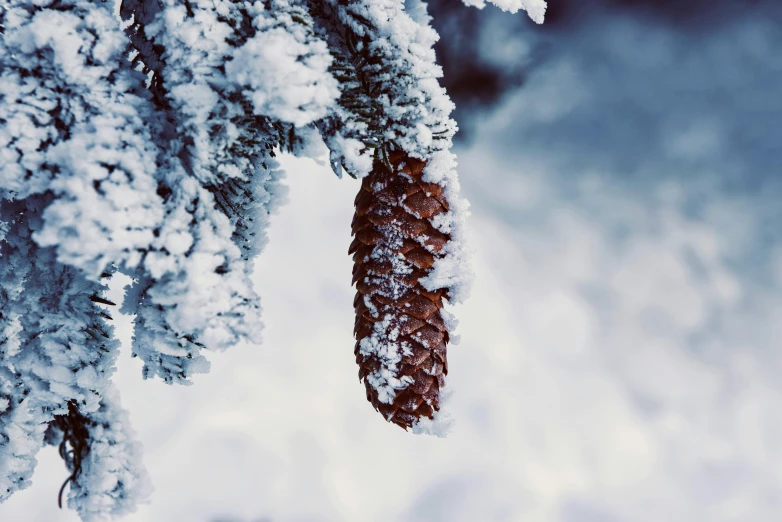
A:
462,0,547,24
227,4,339,127
0,0,164,278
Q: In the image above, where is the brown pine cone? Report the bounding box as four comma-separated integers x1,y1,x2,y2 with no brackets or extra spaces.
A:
349,150,451,430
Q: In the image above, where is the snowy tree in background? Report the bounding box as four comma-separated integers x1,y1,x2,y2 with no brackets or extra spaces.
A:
0,0,545,518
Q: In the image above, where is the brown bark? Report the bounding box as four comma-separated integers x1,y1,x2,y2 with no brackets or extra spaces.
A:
350,150,451,430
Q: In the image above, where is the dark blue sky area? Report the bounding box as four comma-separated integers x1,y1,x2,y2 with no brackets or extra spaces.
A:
428,0,782,137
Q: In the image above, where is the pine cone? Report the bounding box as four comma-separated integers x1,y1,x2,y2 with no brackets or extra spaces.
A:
350,150,451,430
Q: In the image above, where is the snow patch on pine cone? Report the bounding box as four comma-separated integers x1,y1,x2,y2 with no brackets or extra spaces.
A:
420,150,474,303
359,314,416,404
412,386,454,438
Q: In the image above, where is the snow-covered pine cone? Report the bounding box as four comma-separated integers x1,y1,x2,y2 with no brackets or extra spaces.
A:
350,150,450,430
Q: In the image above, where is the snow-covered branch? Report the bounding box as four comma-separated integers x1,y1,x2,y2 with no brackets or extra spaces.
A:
0,196,120,502
0,0,536,515
117,0,333,383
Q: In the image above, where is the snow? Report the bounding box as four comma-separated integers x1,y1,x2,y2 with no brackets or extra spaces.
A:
462,0,547,24
0,0,163,278
227,5,339,127
411,387,454,437
313,0,458,179
359,314,415,404
52,386,152,521
420,150,474,303
116,0,313,384
329,135,374,179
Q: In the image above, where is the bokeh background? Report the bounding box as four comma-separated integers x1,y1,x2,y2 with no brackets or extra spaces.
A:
4,0,782,520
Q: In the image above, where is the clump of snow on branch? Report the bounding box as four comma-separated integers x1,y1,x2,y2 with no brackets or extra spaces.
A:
313,0,458,174
0,0,164,278
127,174,265,383
46,386,151,521
462,0,547,24
227,1,340,127
404,0,433,25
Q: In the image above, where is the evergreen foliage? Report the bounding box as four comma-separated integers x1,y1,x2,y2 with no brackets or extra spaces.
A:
0,0,545,517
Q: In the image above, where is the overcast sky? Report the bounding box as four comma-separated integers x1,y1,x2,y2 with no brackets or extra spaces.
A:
3,1,782,521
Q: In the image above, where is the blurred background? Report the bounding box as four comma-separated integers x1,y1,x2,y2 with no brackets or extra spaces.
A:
4,0,782,520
